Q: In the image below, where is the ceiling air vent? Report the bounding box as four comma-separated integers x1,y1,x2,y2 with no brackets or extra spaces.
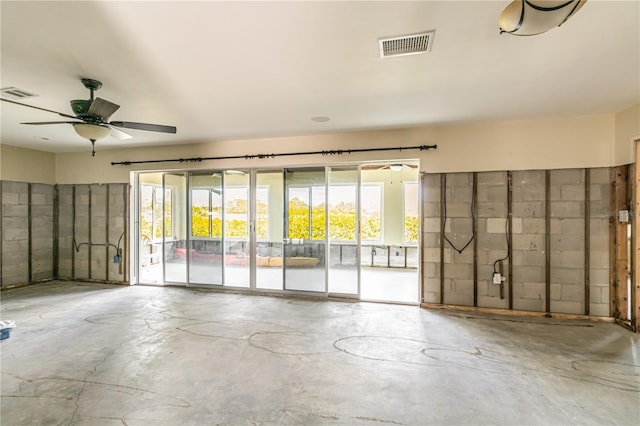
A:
379,31,435,59
0,87,38,100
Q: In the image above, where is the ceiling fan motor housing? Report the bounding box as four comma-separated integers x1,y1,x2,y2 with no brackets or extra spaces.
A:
70,99,91,116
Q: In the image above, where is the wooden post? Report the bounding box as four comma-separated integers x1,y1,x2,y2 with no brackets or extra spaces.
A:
440,173,446,304
610,166,630,323
634,140,640,331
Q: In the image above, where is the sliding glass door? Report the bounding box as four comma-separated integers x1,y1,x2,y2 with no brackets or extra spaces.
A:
327,167,359,295
137,164,419,303
138,172,186,285
256,170,284,290
283,168,326,292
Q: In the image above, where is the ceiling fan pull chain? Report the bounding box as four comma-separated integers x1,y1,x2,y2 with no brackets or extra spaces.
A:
90,139,96,157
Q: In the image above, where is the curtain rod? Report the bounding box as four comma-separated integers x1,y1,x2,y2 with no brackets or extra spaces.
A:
110,144,437,166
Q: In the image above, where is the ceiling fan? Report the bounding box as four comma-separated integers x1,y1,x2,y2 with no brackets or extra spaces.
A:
1,78,176,156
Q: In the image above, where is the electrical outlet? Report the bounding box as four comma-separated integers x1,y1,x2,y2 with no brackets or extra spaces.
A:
492,273,501,284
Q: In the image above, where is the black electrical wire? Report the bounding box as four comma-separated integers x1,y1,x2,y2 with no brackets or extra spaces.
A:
492,216,511,273
73,231,125,254
442,174,475,254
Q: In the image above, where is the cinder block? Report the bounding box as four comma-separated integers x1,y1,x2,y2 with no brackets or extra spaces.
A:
512,234,544,250
2,204,28,217
452,186,472,202
561,250,585,268
551,267,584,284
512,298,545,312
476,234,509,251
448,173,471,186
560,218,585,235
453,279,474,295
589,168,609,183
486,218,507,233
445,263,472,279
514,265,543,282
589,303,609,317
589,268,609,286
477,171,506,185
478,295,509,309
512,170,545,185
561,185,586,201
550,234,584,251
444,202,472,218
512,250,545,267
423,291,440,304
561,284,584,302
551,169,583,184
520,218,545,234
423,262,437,278
478,202,508,217
422,232,439,248
522,282,545,300
550,300,582,315
487,186,507,202
550,201,583,218
424,278,441,293
512,201,544,218
2,192,19,205
443,292,473,307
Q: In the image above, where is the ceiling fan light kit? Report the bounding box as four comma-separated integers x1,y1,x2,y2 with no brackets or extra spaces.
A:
0,78,176,156
72,123,111,140
498,0,587,36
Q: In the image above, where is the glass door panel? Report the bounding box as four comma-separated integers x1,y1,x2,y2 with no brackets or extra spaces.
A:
256,170,284,290
188,172,223,285
284,168,326,292
139,173,164,284
223,171,250,287
164,173,187,283
328,167,359,295
359,164,419,303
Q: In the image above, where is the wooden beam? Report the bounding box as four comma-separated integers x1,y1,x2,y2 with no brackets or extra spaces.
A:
420,303,615,323
507,171,513,310
545,170,551,313
473,172,478,307
616,166,629,321
634,140,640,331
584,169,590,315
440,173,445,304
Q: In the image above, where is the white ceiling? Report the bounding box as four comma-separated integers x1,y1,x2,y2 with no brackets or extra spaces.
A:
1,1,638,153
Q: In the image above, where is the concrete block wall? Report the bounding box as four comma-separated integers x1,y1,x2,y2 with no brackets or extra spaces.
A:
1,181,30,287
30,184,55,281
443,173,474,306
0,181,129,287
588,168,611,316
477,171,509,309
422,173,441,304
57,184,128,283
422,167,612,317
1,181,55,288
549,169,585,314
512,170,546,312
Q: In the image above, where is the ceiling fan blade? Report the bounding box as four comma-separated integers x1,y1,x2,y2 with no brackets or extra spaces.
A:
21,121,80,125
88,97,120,120
1,98,77,120
110,121,176,134
108,125,133,140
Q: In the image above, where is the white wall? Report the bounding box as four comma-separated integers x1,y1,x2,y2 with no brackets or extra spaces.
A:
1,111,624,184
1,144,56,184
614,104,640,165
50,112,617,184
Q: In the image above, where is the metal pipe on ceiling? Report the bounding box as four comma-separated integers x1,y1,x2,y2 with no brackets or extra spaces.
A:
110,144,438,166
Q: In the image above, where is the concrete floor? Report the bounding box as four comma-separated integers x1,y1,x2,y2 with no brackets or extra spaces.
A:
1,282,639,425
